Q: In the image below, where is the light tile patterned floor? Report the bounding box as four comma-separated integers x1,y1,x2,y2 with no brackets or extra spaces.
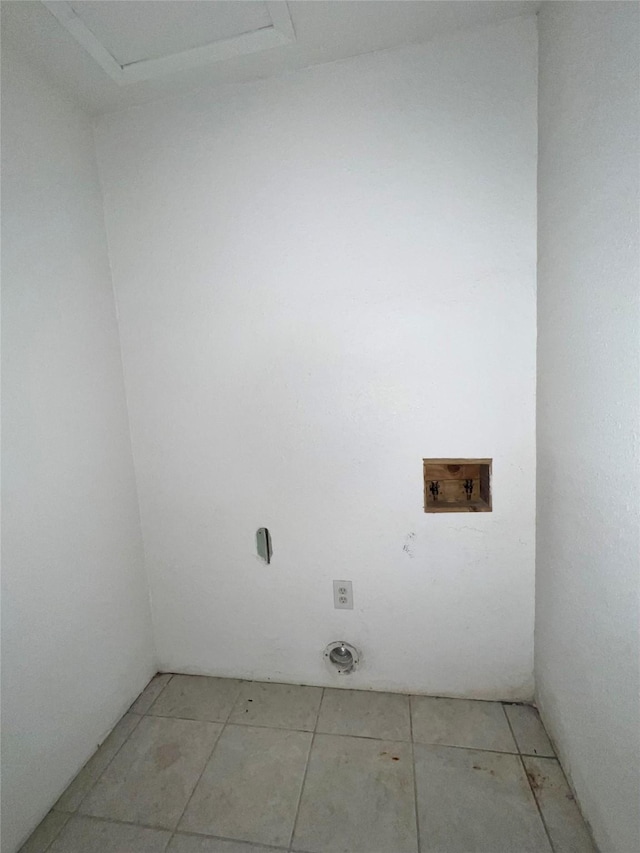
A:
22,675,597,853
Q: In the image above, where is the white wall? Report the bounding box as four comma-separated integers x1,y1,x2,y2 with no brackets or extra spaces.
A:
95,16,538,699
536,3,640,852
1,49,157,853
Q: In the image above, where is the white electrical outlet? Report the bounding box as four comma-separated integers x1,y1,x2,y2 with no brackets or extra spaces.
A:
333,579,353,610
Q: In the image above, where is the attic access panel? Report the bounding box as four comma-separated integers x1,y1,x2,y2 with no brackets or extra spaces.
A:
423,458,492,513
68,1,273,66
44,1,295,85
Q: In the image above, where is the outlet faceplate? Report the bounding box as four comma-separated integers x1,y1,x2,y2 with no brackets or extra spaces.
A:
333,580,353,610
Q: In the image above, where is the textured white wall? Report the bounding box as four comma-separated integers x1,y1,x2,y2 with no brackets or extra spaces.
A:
536,4,640,852
95,16,538,698
1,49,157,853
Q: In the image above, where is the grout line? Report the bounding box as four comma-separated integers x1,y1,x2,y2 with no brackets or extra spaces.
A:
28,810,71,853
313,686,324,734
287,687,324,852
144,678,243,725
65,812,180,833
142,714,313,736
502,705,556,853
61,711,146,818
533,757,600,852
167,718,228,845
408,696,422,853
172,826,290,851
411,737,519,756
163,832,173,852
501,703,520,757
46,673,174,845
287,733,315,851
143,673,174,715
500,703,520,754
178,828,290,850
145,712,314,731
48,812,288,851
164,681,242,844
531,705,600,851
138,674,535,704
140,709,532,755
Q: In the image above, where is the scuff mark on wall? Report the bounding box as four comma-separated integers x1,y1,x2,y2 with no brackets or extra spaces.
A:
402,532,416,558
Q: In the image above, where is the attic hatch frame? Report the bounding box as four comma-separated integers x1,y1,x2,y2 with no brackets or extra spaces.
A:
42,1,295,86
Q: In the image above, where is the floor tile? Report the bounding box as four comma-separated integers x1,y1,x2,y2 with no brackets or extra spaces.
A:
19,811,70,853
524,756,597,852
504,704,555,756
228,681,322,731
180,724,311,848
414,743,551,852
169,834,284,852
292,733,417,853
316,688,411,741
149,675,242,722
80,715,222,829
411,696,517,752
55,713,141,812
49,815,170,852
130,673,173,714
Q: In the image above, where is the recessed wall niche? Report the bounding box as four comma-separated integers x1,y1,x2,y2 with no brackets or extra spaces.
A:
423,459,492,513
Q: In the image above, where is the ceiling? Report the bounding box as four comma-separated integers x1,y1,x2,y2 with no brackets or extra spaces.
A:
1,1,540,115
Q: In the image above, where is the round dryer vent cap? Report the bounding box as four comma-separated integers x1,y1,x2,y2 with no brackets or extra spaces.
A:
324,641,359,674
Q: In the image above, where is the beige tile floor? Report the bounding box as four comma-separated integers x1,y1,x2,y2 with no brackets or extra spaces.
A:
22,675,597,853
